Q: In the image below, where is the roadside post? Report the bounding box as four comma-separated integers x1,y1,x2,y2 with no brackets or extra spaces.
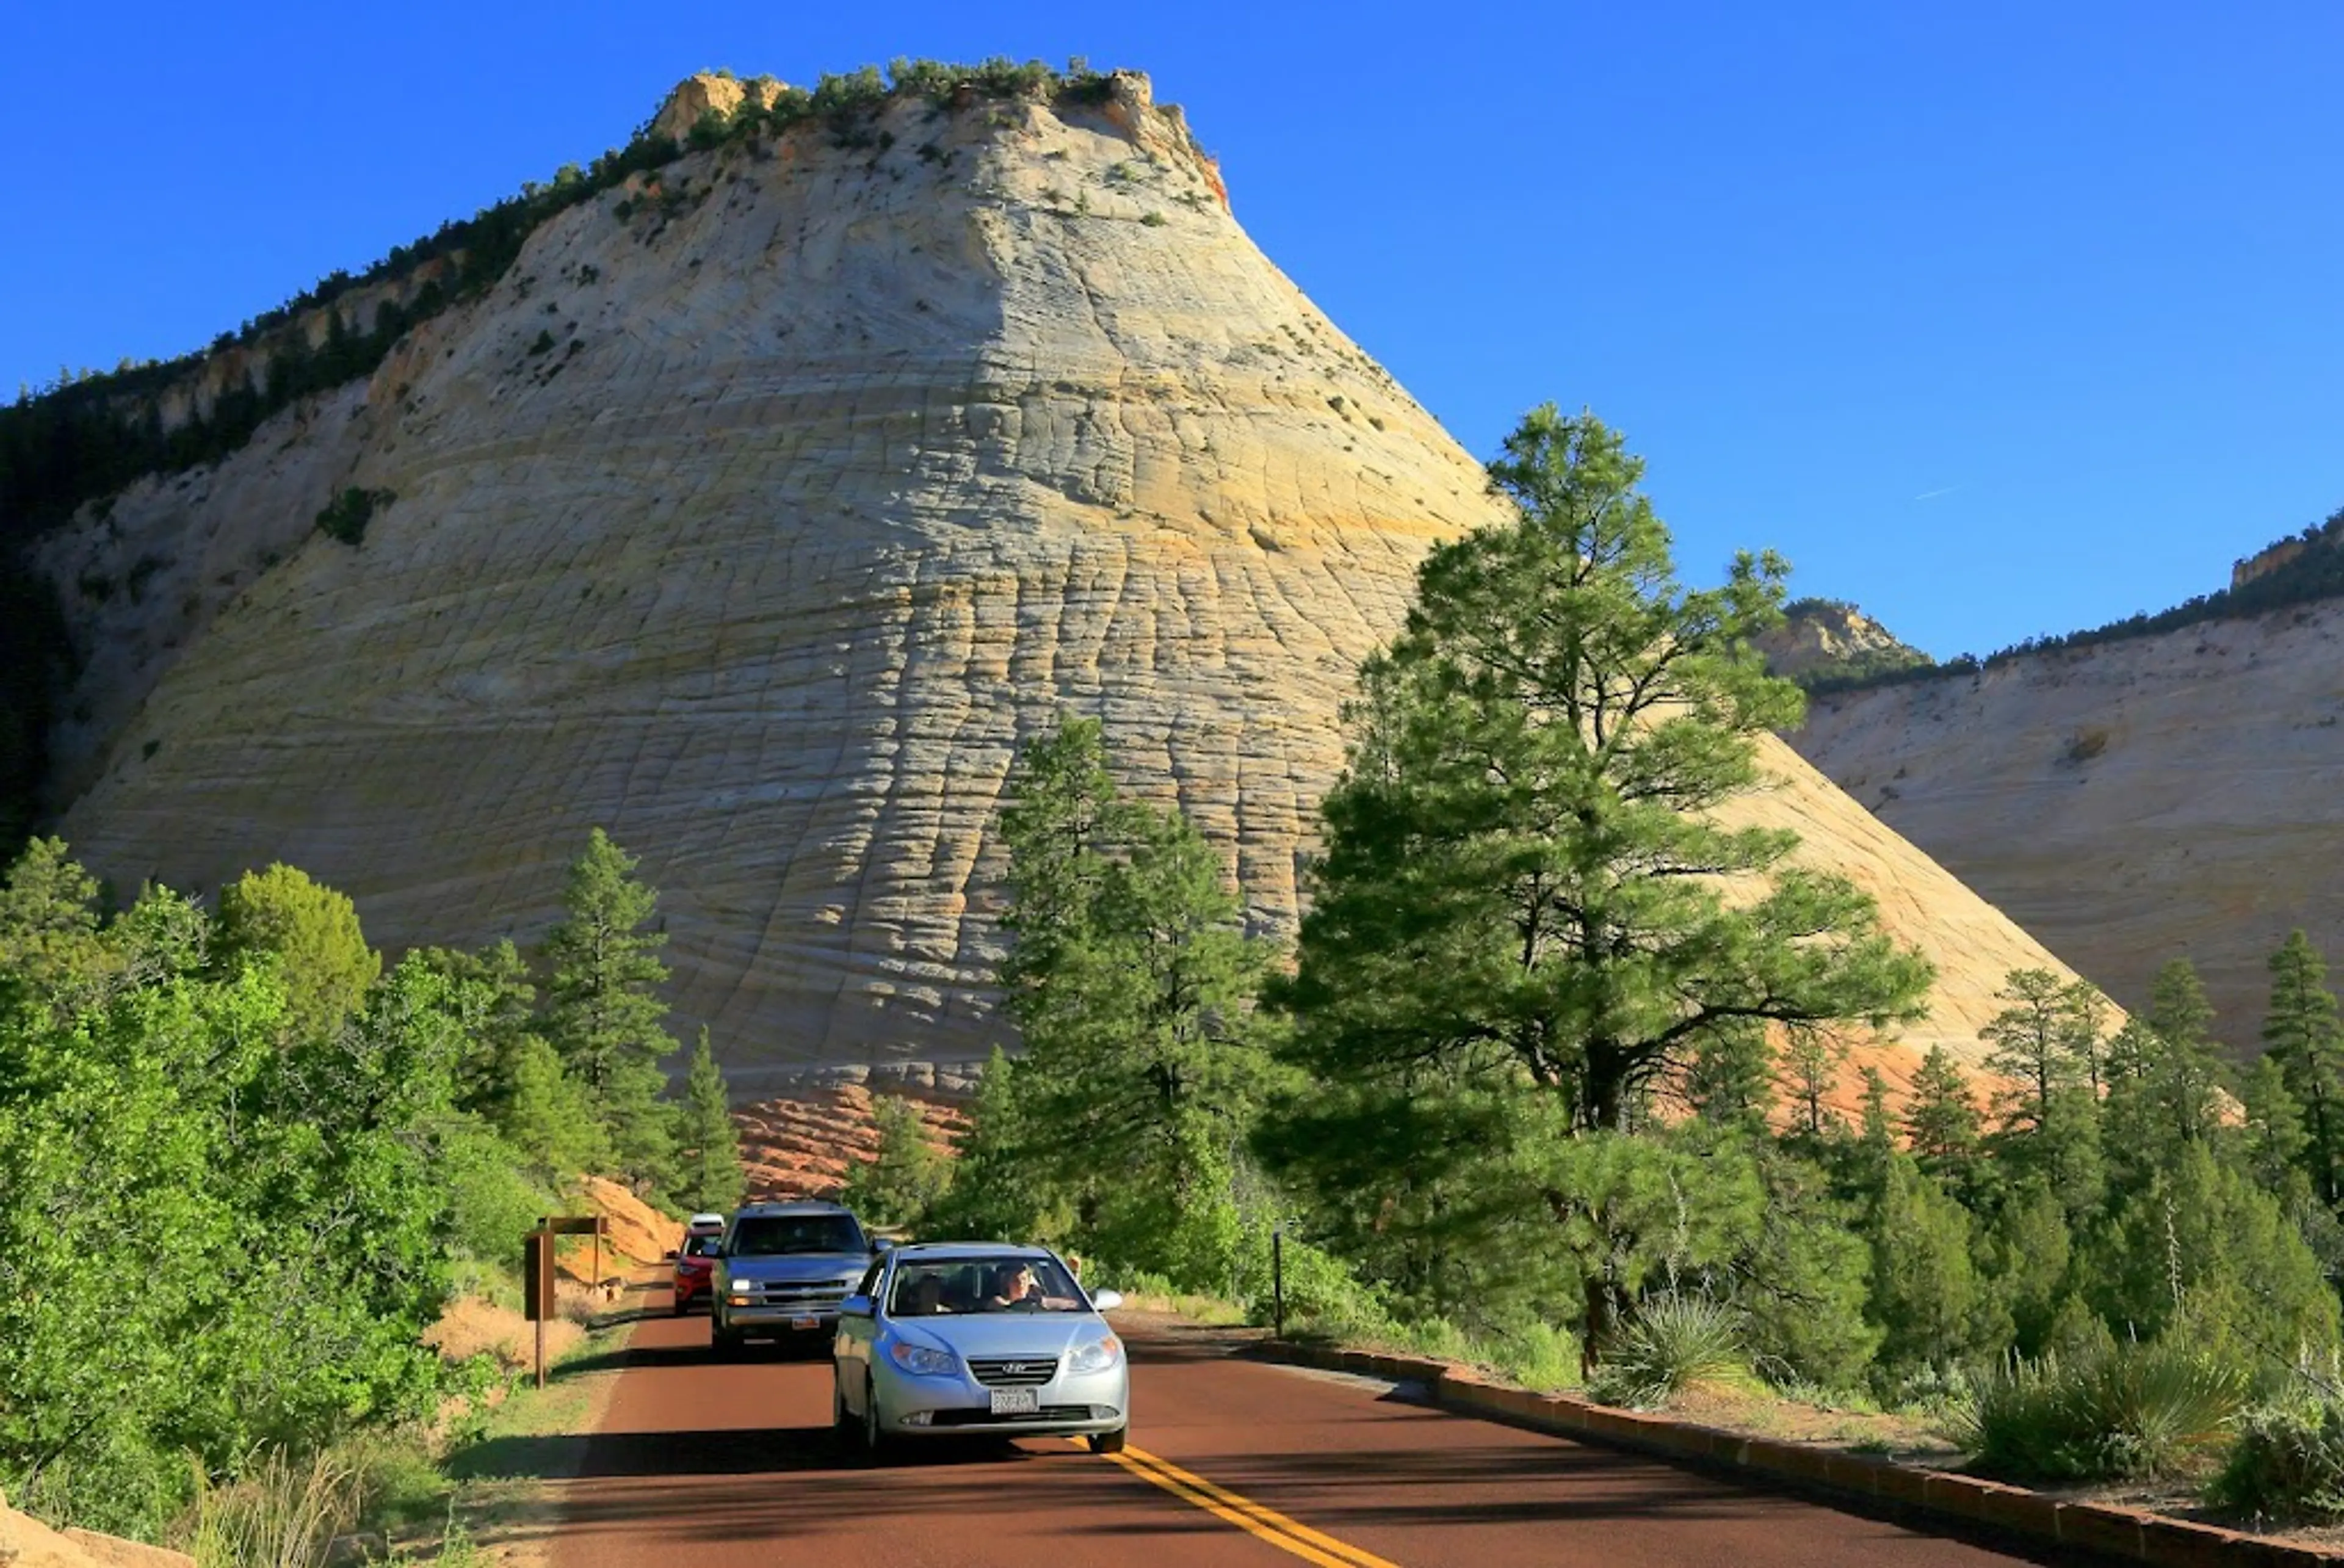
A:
1271,1226,1285,1340
525,1216,610,1390
522,1226,555,1390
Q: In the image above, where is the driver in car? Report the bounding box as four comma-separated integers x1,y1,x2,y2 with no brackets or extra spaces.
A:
986,1262,1078,1310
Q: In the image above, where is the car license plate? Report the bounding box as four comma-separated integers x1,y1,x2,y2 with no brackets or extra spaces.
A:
989,1388,1040,1416
790,1314,820,1331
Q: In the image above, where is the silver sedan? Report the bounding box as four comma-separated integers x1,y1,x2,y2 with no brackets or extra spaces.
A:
832,1242,1128,1454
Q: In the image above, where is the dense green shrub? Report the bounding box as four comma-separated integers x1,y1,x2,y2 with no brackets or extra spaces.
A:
313,486,391,547
2210,1396,2344,1522
1955,1339,2248,1481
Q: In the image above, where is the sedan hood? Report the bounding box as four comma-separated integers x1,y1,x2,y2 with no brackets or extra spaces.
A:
892,1313,1108,1359
724,1253,868,1284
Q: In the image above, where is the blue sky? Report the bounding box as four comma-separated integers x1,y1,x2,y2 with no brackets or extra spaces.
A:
7,1,2339,657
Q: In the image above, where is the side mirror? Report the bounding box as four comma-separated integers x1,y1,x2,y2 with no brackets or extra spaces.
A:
872,1237,897,1254
662,1249,678,1262
1090,1289,1124,1312
839,1293,874,1318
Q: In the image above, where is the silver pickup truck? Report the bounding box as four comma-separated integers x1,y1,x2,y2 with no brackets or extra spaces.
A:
709,1199,887,1356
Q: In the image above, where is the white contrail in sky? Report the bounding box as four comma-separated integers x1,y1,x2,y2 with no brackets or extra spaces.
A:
1912,485,1960,502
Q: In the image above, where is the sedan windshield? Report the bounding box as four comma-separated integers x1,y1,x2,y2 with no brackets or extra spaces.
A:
728,1215,864,1257
889,1257,1084,1315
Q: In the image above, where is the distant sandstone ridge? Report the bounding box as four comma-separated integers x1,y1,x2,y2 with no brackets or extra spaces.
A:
1785,598,2344,1042
37,68,2102,1089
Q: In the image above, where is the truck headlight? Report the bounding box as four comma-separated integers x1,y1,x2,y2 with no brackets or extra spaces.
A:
1068,1335,1122,1375
888,1340,959,1377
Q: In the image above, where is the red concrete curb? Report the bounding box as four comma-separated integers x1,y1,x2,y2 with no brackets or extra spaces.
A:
1257,1340,2340,1565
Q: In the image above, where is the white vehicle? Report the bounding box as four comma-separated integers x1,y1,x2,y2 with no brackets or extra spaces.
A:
831,1241,1127,1455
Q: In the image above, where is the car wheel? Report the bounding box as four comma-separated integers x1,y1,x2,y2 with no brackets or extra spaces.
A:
1088,1427,1127,1455
673,1292,689,1317
711,1323,743,1359
862,1373,888,1459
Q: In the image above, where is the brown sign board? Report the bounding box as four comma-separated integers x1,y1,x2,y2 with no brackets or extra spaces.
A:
540,1216,607,1236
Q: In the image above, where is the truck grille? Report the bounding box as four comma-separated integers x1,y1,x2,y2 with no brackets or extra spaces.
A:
968,1356,1058,1387
740,1281,848,1307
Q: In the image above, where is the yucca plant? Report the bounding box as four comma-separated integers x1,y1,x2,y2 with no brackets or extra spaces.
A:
1587,1292,1749,1409
1953,1339,2247,1481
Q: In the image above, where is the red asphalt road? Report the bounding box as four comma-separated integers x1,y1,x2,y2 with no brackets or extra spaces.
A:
546,1310,2094,1568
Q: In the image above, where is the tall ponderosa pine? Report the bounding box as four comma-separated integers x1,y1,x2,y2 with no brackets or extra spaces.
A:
1261,409,1930,1345
1981,969,2090,1133
994,717,1276,1273
1273,408,1931,1132
544,828,678,1191
0,836,105,1008
2263,930,2344,1206
673,1028,745,1214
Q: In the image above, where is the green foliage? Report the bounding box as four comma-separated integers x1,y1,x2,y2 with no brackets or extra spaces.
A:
838,1093,946,1230
672,1028,745,1213
1270,406,1931,1135
498,1035,612,1182
1586,1293,1751,1409
313,486,393,547
2210,1394,2344,1522
543,828,679,1193
1865,1153,1991,1382
2265,930,2344,1207
1902,1044,1980,1187
0,890,455,1536
991,717,1280,1280
215,862,381,1040
1956,1338,2248,1482
2087,1140,2340,1367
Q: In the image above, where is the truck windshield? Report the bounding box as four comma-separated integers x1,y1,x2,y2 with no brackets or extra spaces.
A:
729,1215,864,1256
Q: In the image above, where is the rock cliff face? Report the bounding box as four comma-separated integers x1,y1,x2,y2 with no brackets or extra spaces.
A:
42,73,2101,1088
1787,600,2344,1042
1755,599,1931,684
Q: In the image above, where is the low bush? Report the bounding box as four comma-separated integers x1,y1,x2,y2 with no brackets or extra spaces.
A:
2208,1396,2344,1522
314,487,392,547
1955,1339,2248,1481
1587,1293,1750,1409
181,1448,361,1568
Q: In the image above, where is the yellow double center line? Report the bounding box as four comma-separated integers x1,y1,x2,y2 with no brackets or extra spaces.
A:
1073,1439,1402,1568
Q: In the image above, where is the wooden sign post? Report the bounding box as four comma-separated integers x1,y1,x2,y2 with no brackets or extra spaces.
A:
523,1216,609,1389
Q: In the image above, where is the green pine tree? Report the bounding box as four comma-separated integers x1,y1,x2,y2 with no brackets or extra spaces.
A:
1903,1045,1981,1187
1684,1022,1775,1130
2263,930,2344,1207
1864,1153,1988,1381
544,828,679,1193
2103,959,2227,1187
215,862,381,1040
414,937,540,1124
0,836,106,1011
839,1093,949,1229
994,718,1278,1273
1270,409,1932,1133
673,1028,745,1213
502,1035,612,1182
1981,969,2077,1133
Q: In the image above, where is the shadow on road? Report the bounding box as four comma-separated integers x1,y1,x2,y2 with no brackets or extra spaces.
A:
454,1423,1043,1482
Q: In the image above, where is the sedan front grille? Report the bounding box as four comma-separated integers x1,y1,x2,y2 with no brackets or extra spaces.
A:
968,1356,1058,1387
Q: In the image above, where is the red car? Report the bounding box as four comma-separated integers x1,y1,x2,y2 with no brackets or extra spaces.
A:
670,1213,727,1315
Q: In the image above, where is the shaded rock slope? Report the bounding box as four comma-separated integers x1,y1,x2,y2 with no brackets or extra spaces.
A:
42,71,2099,1088
1788,599,2344,1041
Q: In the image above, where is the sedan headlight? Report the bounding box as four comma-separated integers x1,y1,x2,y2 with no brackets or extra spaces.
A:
888,1340,960,1377
1068,1335,1123,1375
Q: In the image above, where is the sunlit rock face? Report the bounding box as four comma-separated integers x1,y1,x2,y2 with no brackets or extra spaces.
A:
45,74,2100,1089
